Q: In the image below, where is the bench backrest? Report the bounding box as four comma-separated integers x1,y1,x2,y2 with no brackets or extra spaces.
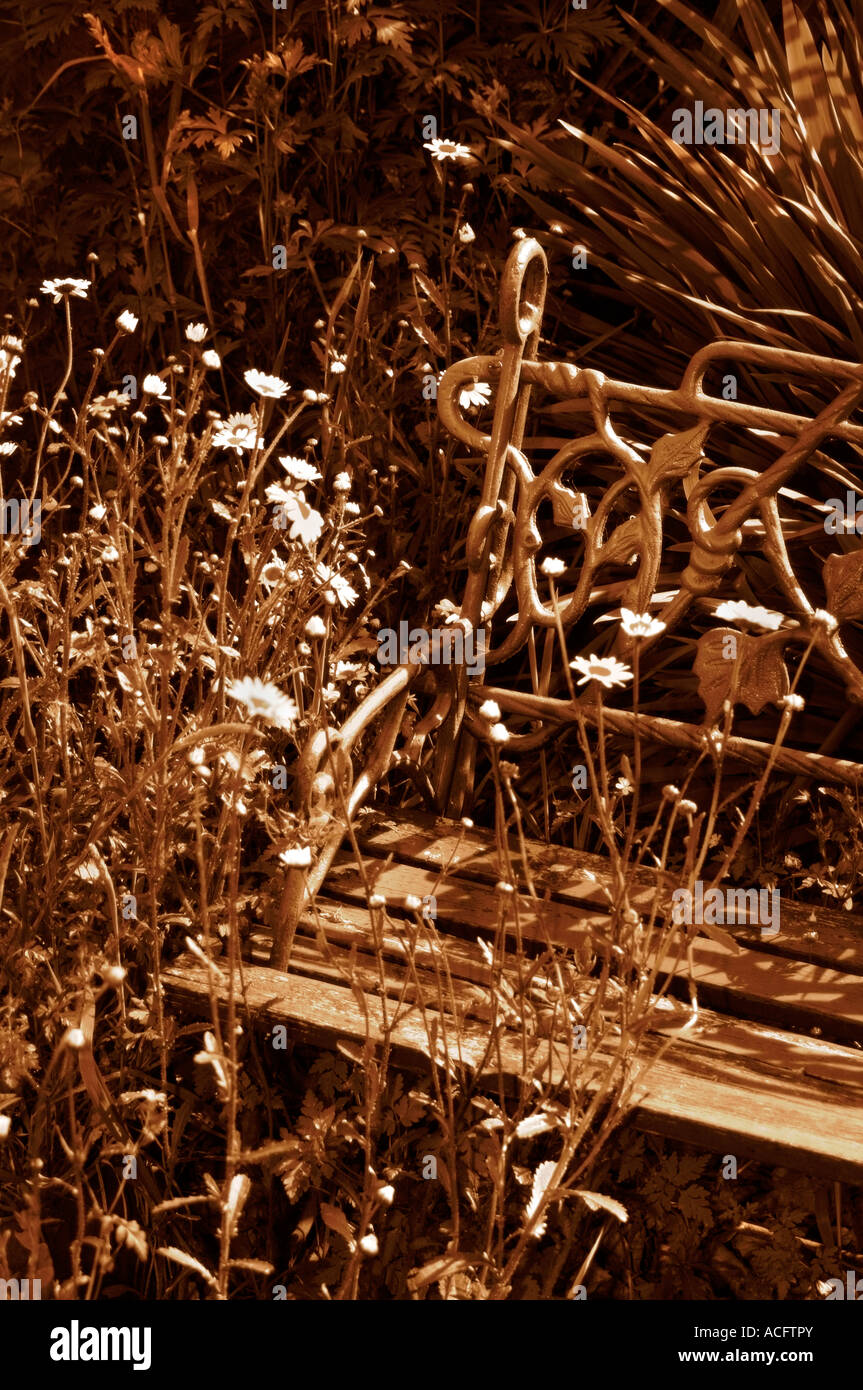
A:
433,235,863,812
272,236,863,966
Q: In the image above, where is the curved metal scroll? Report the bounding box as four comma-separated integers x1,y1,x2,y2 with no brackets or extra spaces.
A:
434,236,863,800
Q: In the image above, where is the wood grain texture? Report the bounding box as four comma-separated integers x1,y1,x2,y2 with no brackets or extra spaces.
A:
162,952,863,1183
326,846,863,1044
161,810,863,1182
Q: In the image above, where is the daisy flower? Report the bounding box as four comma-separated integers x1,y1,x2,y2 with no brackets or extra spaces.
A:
569,655,634,689
458,222,475,244
202,350,221,370
328,573,358,608
185,322,208,342
620,608,666,639
40,277,90,304
0,338,22,379
87,392,131,421
280,456,321,484
424,138,472,162
458,381,491,410
115,310,139,334
213,412,260,454
714,600,783,630
328,353,347,375
270,488,324,544
315,563,357,607
227,676,298,731
279,846,312,868
244,369,290,399
142,374,169,400
333,471,351,493
540,557,566,577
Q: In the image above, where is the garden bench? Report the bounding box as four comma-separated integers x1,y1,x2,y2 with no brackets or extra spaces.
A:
164,238,863,1183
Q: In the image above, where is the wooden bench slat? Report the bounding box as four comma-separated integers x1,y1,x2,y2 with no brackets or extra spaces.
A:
326,852,863,1044
357,811,863,975
162,955,863,1184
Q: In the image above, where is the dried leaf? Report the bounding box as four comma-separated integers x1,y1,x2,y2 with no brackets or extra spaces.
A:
573,1189,629,1223
694,629,789,721
514,1114,555,1139
157,1246,219,1290
525,1159,557,1239
319,1201,356,1250
823,550,863,622
406,1254,473,1292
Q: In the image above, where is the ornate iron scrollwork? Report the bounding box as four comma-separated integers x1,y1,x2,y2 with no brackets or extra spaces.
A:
435,236,863,799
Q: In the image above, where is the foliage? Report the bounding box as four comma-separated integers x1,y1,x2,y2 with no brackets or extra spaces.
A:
0,0,861,1303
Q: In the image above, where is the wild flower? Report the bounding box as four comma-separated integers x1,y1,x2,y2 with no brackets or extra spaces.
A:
279,846,312,868
614,776,634,795
115,310,139,333
424,137,472,161
280,456,321,484
87,392,131,420
333,472,351,493
458,222,476,243
142,374,169,400
244,369,290,398
458,381,491,410
185,322,208,342
540,557,566,577
315,563,357,608
202,350,221,370
714,600,783,629
213,412,259,454
258,558,287,588
270,488,324,545
779,693,805,711
305,616,327,638
0,345,20,381
620,608,666,638
569,655,633,689
328,353,347,375
40,277,89,303
480,700,501,719
227,676,298,731
489,723,510,743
